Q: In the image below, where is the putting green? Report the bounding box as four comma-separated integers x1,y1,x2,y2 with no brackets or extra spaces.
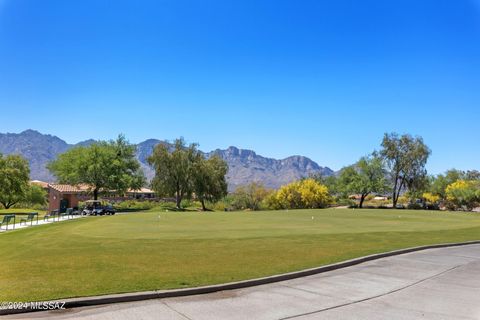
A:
1,208,480,302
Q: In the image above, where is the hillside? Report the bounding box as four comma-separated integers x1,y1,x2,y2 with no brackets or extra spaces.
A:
0,130,333,190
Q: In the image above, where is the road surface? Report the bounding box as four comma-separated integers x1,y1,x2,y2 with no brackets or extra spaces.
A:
7,244,480,320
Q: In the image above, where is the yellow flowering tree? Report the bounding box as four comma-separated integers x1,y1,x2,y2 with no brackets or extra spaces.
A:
445,180,480,211
268,179,331,209
298,179,331,208
422,192,440,205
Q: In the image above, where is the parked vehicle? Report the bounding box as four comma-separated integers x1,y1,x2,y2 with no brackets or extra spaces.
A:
82,200,116,216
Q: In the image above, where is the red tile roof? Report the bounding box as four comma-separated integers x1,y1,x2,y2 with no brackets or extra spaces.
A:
48,184,90,193
48,184,155,194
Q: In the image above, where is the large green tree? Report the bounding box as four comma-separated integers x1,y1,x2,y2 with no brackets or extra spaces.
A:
193,155,228,211
22,184,47,208
466,170,480,181
380,133,431,207
48,135,145,200
0,154,30,209
338,154,388,208
232,182,271,211
310,172,339,196
148,138,202,209
429,169,465,200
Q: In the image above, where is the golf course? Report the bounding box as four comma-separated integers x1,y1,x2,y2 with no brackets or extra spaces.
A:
1,208,480,302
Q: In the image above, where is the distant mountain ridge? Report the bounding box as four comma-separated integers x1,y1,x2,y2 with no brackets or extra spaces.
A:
0,130,334,190
206,147,332,190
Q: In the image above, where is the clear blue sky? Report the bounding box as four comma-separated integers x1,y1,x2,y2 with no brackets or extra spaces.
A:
0,0,479,174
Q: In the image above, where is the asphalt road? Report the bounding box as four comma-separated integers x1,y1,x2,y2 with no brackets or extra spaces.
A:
7,244,480,320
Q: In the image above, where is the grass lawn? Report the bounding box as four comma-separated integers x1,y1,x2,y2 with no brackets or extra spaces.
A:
1,208,480,302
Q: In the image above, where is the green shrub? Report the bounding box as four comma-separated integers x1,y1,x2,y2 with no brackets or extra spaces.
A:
231,183,272,211
407,203,424,210
179,199,202,210
208,195,236,211
335,198,357,207
114,200,156,212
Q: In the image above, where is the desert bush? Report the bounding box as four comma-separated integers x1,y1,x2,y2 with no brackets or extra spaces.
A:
268,179,331,210
446,180,480,211
114,200,157,211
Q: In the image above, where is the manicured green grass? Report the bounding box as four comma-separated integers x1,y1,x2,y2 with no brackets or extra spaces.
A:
1,208,480,302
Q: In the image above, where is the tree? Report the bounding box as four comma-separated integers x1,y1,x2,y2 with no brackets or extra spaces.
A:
422,192,440,206
466,170,480,181
297,179,331,209
337,155,388,208
310,172,338,195
380,133,431,207
269,179,331,209
48,135,145,200
405,174,430,205
0,154,30,209
193,155,228,211
429,169,465,200
232,182,271,211
22,184,47,208
445,180,480,211
148,138,202,209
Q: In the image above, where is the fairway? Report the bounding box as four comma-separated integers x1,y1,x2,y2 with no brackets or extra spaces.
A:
2,208,480,302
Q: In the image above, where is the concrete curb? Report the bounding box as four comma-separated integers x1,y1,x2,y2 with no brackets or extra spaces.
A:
2,240,480,316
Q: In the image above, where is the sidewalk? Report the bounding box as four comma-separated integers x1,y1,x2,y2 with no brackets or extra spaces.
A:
10,243,479,320
0,215,85,233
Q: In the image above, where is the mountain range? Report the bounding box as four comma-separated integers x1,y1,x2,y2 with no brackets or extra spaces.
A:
0,130,334,190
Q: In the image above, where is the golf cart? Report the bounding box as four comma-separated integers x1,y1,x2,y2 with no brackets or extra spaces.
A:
82,200,116,216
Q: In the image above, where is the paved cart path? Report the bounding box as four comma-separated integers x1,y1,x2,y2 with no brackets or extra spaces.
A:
7,244,480,320
0,215,85,233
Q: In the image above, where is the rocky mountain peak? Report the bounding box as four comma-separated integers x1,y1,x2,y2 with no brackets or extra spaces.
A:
0,130,334,190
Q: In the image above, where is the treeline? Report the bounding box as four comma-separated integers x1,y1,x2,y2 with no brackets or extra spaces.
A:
326,133,479,211
2,133,479,212
223,133,480,212
147,138,228,210
424,170,480,211
219,179,332,211
48,136,228,211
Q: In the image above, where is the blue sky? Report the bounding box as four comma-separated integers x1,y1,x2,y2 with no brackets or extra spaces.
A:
0,0,479,174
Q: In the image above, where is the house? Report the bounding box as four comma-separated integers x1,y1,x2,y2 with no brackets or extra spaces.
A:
126,188,156,199
348,194,390,202
348,194,363,201
46,184,156,212
48,184,90,212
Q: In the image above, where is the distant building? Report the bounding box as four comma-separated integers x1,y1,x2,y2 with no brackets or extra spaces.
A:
41,183,156,212
348,194,389,202
30,180,49,190
348,194,363,201
126,188,156,200
48,184,91,212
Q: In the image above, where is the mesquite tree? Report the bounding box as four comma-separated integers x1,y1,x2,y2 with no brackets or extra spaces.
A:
380,133,431,207
48,135,145,200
